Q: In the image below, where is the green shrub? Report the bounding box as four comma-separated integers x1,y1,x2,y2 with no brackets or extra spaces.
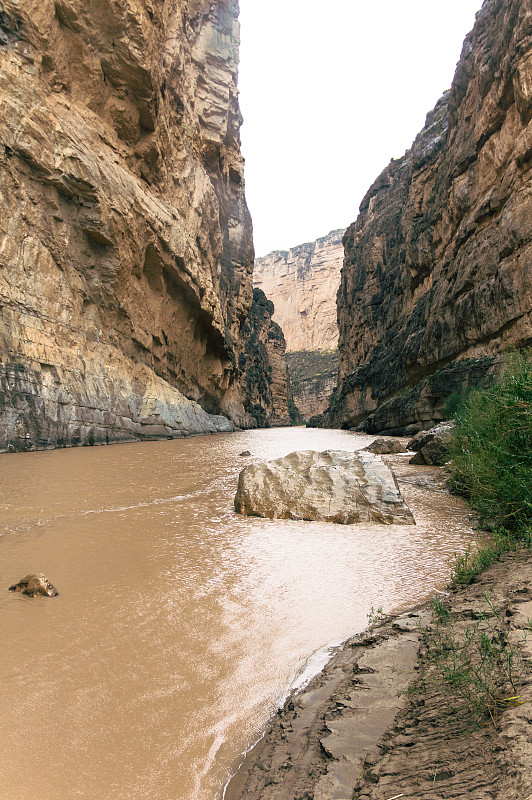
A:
447,350,532,538
443,389,470,419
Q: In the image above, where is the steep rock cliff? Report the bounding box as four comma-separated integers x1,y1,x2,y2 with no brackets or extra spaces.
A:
0,0,255,451
254,229,344,419
253,229,344,353
323,0,532,434
285,350,338,421
239,289,299,427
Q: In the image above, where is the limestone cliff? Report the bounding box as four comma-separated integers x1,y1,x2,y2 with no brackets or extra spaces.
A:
0,0,255,451
323,0,532,434
253,229,344,353
254,229,344,419
239,289,299,427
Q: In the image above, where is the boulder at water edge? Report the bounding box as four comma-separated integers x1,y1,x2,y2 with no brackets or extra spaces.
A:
408,421,455,466
234,450,415,524
363,437,408,455
9,573,59,597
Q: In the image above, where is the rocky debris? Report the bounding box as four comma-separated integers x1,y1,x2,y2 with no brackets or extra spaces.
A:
225,550,532,800
0,0,255,452
9,574,58,597
254,229,345,353
408,421,455,466
234,449,415,524
239,450,251,457
363,437,409,455
238,289,300,428
323,0,532,433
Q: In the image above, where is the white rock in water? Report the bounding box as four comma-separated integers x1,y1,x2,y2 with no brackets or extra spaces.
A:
234,450,415,525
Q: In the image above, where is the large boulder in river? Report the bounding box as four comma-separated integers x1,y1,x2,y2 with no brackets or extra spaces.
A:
234,450,415,525
9,573,59,597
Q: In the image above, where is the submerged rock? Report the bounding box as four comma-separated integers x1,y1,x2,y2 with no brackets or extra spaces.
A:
239,450,251,457
9,573,59,597
234,450,415,525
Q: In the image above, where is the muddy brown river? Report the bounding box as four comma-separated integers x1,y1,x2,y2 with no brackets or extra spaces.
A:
0,428,478,800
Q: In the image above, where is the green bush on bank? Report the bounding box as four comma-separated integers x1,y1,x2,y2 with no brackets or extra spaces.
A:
446,350,532,583
447,350,532,534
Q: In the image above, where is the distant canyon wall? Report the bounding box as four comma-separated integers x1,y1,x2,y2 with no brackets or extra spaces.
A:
253,229,344,353
254,230,344,418
323,0,531,434
0,0,257,451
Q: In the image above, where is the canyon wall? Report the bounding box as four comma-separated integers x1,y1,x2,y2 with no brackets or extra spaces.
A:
0,0,256,452
239,289,299,427
322,0,532,434
253,229,344,353
254,229,343,418
285,350,338,421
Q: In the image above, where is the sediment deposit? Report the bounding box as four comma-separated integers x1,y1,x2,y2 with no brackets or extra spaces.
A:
0,0,256,451
226,548,532,800
323,0,532,434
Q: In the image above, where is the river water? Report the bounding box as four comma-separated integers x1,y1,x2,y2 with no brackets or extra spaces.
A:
0,427,477,800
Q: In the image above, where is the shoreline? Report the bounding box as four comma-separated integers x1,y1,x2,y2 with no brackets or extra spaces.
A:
224,550,532,800
0,420,243,456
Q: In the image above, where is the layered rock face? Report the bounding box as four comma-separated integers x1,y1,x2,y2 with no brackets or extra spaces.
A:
0,0,255,451
254,229,345,353
239,289,298,427
324,0,532,434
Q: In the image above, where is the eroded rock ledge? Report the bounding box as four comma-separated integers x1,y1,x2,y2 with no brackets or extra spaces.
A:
323,0,532,434
0,0,256,451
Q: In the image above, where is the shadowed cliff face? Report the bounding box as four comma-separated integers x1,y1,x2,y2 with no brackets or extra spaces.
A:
0,0,254,450
238,289,299,428
324,0,532,434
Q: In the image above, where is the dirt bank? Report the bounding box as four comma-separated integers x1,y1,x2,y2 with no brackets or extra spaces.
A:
225,537,532,799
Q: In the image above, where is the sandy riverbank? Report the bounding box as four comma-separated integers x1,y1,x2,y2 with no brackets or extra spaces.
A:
225,534,532,800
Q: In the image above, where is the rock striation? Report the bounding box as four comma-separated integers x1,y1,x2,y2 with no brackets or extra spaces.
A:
254,229,345,354
323,0,532,434
238,289,299,427
0,0,256,452
234,449,415,525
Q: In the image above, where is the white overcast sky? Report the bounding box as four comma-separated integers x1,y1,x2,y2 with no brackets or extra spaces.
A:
238,0,483,257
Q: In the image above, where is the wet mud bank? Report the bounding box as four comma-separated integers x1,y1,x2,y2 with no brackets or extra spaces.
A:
226,538,532,800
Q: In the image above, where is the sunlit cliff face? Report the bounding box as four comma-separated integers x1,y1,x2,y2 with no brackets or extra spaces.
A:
0,0,255,450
